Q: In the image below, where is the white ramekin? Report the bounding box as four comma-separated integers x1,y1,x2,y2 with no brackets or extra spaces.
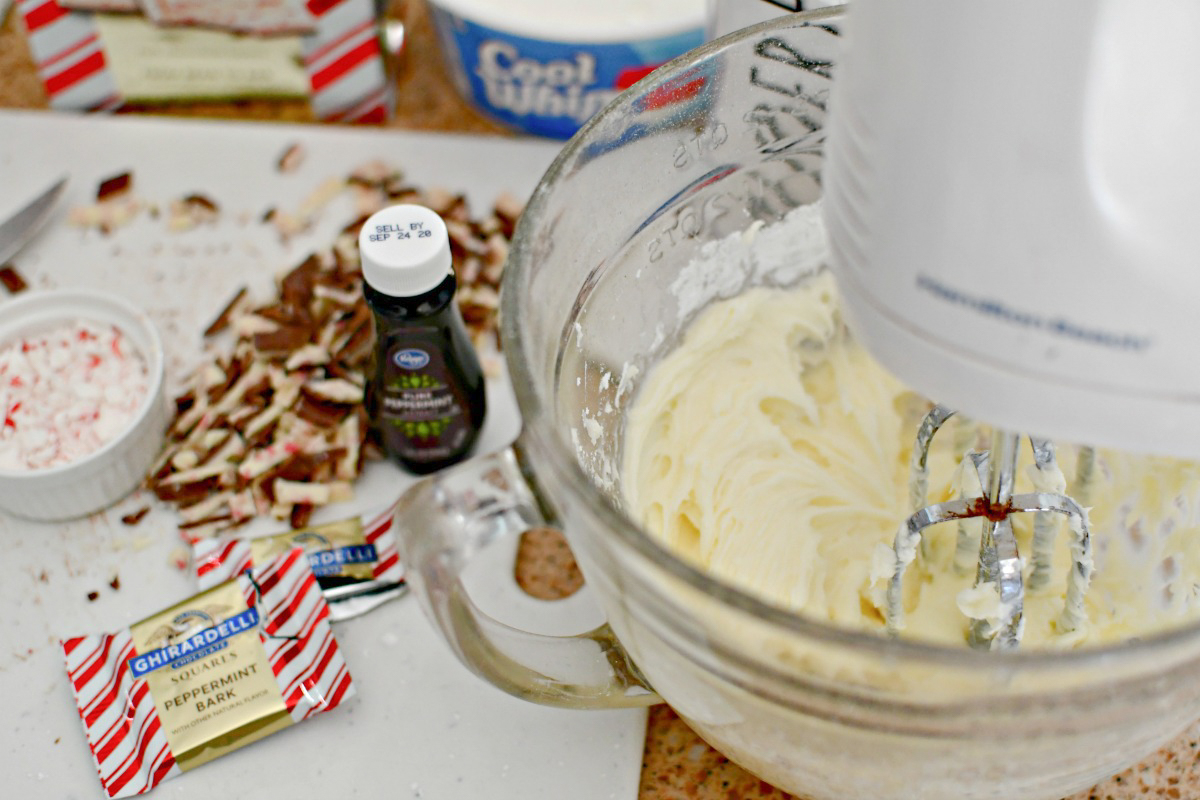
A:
0,289,168,521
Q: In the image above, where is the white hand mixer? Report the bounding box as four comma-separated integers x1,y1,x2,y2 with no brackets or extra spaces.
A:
823,2,1200,648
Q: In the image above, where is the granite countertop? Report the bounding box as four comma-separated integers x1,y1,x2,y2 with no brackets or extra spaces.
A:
1,3,1197,798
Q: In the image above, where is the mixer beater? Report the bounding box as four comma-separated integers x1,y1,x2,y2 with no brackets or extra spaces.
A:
886,405,1096,650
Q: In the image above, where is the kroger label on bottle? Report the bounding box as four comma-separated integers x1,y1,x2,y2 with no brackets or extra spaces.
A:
394,348,431,370
428,0,705,138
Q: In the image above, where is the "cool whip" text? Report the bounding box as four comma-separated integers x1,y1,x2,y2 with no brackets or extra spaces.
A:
474,41,619,124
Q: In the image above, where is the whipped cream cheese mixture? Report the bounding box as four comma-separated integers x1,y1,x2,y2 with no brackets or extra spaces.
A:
620,216,1200,649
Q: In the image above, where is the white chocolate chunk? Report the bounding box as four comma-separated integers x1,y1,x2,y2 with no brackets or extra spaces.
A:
305,378,363,404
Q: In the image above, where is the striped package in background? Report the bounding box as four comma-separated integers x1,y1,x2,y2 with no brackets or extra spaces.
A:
17,0,392,122
62,547,355,798
193,501,405,620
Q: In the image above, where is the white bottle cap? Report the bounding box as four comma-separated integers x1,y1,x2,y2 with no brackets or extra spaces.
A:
358,205,453,297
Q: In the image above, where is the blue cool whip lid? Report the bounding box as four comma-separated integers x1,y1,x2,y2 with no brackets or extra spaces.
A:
427,0,705,43
358,205,453,298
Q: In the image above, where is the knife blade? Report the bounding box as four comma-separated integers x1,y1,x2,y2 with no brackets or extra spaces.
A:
0,177,68,266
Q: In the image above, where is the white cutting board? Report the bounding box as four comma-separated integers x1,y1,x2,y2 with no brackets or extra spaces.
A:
0,111,646,799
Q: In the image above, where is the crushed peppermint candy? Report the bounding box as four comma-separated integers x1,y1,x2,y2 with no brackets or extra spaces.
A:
0,320,148,471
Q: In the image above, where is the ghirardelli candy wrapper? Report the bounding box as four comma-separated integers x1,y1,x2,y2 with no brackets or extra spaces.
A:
193,501,405,620
62,548,355,798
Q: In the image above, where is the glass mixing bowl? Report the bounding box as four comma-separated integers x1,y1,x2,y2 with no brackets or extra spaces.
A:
393,8,1200,799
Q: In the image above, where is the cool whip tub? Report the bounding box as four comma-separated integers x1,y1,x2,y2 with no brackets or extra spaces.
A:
427,0,707,138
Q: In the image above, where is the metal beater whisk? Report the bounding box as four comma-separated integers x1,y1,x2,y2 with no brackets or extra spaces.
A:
885,405,1096,650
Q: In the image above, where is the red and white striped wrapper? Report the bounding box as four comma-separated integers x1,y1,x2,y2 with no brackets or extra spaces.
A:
17,0,392,122
61,547,355,798
139,0,318,36
194,500,402,587
192,501,405,618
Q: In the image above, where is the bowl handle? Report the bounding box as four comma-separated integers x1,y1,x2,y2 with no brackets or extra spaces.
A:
393,438,660,709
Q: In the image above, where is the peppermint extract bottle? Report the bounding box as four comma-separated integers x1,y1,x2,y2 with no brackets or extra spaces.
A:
359,205,486,474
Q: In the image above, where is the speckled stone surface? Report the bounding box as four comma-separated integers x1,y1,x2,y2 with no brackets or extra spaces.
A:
3,4,1200,798
1067,733,1200,800
638,702,1200,800
515,528,586,600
